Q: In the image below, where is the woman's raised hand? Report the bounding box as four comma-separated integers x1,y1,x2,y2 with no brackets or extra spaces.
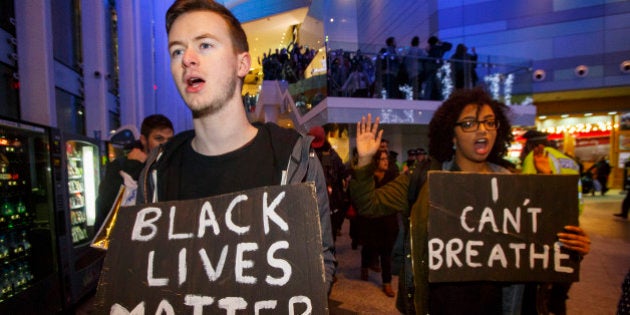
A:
356,113,383,167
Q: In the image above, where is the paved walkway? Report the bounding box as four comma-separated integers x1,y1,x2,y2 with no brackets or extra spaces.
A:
329,190,630,314
566,190,629,315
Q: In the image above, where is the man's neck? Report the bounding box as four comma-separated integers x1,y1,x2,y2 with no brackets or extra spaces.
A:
191,103,258,156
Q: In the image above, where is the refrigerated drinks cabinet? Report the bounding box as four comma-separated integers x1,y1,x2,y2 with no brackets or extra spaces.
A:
0,118,63,314
50,129,104,309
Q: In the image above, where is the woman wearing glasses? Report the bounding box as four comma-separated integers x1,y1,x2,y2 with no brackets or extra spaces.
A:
349,88,590,314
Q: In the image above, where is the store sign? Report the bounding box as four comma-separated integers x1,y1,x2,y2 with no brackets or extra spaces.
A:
427,172,581,283
94,183,327,314
576,137,610,147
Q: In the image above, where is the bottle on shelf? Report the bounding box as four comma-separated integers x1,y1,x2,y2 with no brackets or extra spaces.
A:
20,230,30,252
0,267,13,300
15,199,27,221
8,231,24,258
14,262,29,289
0,236,9,260
15,199,25,214
1,199,14,228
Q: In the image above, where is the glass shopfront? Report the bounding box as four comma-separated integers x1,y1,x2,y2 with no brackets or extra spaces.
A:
533,112,625,188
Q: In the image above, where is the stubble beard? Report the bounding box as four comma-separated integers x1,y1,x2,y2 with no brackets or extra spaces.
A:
190,74,238,119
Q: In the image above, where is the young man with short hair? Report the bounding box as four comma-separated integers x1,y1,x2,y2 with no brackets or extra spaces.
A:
96,114,174,229
136,0,336,294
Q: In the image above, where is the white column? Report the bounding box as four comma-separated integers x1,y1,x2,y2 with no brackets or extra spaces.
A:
151,0,194,132
15,0,56,126
81,0,108,140
116,0,143,129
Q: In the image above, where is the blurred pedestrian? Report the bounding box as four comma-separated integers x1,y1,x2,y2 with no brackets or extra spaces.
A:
308,125,349,241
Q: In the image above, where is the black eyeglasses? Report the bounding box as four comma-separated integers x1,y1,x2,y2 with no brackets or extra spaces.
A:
455,119,499,132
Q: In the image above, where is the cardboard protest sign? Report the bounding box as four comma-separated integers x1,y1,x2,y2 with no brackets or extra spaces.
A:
94,183,328,314
427,172,581,283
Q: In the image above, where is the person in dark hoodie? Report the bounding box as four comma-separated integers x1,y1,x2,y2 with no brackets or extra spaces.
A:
136,0,336,295
424,35,452,100
308,125,349,241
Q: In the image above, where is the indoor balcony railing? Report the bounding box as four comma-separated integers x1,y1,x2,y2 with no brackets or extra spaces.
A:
245,42,536,129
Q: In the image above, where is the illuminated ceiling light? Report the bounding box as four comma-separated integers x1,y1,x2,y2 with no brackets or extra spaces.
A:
329,18,334,22
584,113,592,117
608,111,618,115
561,114,569,118
538,115,547,120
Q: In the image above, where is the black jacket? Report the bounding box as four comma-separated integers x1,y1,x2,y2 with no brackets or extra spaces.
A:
136,123,337,293
95,156,144,229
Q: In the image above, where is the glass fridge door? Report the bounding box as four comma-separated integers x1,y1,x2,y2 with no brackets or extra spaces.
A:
0,118,62,313
54,134,104,309
65,140,99,245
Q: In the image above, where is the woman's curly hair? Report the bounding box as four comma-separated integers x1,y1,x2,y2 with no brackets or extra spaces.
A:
428,87,513,165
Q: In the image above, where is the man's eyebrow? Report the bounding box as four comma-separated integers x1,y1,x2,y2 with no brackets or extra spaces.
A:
168,33,218,49
168,40,183,50
194,33,216,41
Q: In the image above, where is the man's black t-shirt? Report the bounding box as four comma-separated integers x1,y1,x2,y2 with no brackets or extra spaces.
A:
178,128,281,200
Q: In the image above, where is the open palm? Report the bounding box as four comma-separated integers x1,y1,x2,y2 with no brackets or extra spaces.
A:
355,113,383,167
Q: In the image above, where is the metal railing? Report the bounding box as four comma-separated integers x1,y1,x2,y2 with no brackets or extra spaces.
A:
247,41,534,116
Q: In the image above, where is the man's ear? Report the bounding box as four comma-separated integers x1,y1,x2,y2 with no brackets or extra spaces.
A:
237,52,251,78
139,135,148,153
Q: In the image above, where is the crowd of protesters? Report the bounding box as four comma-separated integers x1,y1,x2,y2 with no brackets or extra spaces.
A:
325,36,479,100
258,42,318,83
259,36,480,102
